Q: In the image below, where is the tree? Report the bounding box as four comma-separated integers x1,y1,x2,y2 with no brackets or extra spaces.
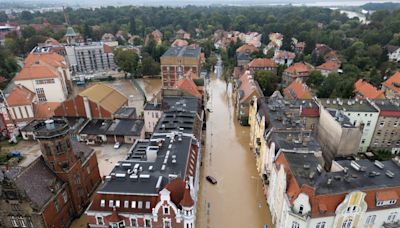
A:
82,23,92,41
141,53,160,77
0,12,8,22
114,49,139,77
0,46,19,80
129,15,136,35
253,70,279,96
306,71,324,88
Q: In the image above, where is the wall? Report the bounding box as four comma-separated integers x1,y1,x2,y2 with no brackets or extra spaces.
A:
144,110,162,133
344,110,379,152
15,78,67,102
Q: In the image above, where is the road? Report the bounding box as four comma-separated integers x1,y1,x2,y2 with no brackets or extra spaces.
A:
195,75,272,228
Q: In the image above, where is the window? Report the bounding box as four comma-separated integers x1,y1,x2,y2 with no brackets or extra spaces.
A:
164,206,170,215
100,200,105,207
62,191,68,203
145,201,151,209
342,218,352,228
361,139,366,144
131,218,138,227
145,218,151,227
164,220,171,228
109,200,114,207
380,121,385,127
97,216,104,225
316,222,326,228
124,200,129,208
11,216,18,227
115,200,120,208
131,201,136,208
366,215,376,225
36,88,47,101
299,205,304,215
292,221,300,228
18,217,26,227
388,212,398,222
367,121,371,126
138,201,143,208
74,174,81,184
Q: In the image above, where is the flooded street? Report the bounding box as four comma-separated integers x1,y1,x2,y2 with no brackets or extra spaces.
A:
196,76,272,228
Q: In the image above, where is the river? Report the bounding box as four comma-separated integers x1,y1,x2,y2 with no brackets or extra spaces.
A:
195,76,272,228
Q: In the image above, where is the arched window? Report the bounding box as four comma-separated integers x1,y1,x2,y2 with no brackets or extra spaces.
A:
366,215,376,225
292,221,300,228
388,212,398,222
316,222,326,228
342,218,352,228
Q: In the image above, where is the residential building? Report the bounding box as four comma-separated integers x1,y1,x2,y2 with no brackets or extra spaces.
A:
266,33,284,50
236,43,258,54
247,58,277,74
145,30,163,45
79,118,144,144
249,93,321,184
383,72,400,99
0,119,101,228
269,151,400,228
354,79,385,99
316,60,341,76
313,43,332,58
171,39,189,47
160,46,201,88
54,83,128,119
282,62,313,86
283,78,313,100
370,100,400,154
101,33,116,43
65,42,116,74
235,71,263,125
175,29,191,40
14,52,72,102
35,37,67,56
236,52,251,67
85,96,203,228
318,98,379,152
0,22,20,45
294,41,306,53
173,78,202,99
273,50,296,66
243,32,262,48
386,45,400,63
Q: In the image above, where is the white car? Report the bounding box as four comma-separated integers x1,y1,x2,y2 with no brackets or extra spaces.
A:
114,142,121,149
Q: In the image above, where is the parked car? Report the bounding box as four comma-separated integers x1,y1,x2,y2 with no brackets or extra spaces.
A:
114,142,121,149
206,175,217,184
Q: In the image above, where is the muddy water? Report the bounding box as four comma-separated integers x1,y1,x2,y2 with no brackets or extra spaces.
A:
196,76,272,228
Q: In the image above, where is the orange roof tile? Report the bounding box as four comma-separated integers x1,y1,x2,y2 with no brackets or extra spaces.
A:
383,72,400,94
34,102,61,119
24,52,66,68
355,79,385,99
174,78,202,98
238,71,263,103
15,62,59,80
172,39,189,47
274,50,296,60
180,185,194,207
376,190,399,201
248,58,277,68
283,79,312,100
285,62,313,76
316,60,340,72
6,85,35,106
236,44,258,53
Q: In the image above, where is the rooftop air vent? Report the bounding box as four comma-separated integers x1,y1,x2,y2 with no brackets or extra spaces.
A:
386,170,395,178
374,160,385,169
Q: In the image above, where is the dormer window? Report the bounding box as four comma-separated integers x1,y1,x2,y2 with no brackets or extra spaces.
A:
299,205,304,215
376,191,399,207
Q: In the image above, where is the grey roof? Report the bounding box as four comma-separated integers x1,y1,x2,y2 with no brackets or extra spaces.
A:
80,119,144,137
371,99,400,112
268,130,321,153
144,102,162,111
162,46,201,58
283,152,400,195
155,111,197,134
326,108,355,128
237,52,250,61
385,45,400,53
162,96,199,114
319,98,379,113
65,26,77,37
22,117,87,134
71,141,95,161
14,157,63,209
114,107,137,119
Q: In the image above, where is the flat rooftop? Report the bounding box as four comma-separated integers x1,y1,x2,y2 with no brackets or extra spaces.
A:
320,98,378,113
162,46,201,58
80,119,144,136
162,96,199,113
326,108,355,128
114,107,137,119
269,130,321,153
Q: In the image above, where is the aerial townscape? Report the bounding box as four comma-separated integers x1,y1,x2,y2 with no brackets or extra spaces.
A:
3,1,400,228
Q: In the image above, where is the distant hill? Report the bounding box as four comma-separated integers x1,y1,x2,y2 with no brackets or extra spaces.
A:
362,2,400,11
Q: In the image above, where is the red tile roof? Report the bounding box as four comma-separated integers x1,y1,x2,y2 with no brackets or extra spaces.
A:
6,85,35,106
274,50,296,60
103,44,113,54
236,44,258,53
107,207,123,223
380,110,400,117
284,62,313,76
171,39,189,47
248,58,277,68
34,102,60,119
174,78,202,98
165,178,186,207
300,107,319,117
355,79,385,99
316,60,340,72
238,71,263,103
180,185,194,207
283,79,312,100
376,190,399,201
383,72,400,94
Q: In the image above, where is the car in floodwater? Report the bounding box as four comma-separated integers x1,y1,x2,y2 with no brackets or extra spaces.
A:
206,175,217,184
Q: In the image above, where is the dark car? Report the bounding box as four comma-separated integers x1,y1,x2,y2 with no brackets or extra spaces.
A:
206,175,217,184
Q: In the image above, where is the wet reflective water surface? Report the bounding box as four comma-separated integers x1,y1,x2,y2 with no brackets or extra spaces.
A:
196,76,272,228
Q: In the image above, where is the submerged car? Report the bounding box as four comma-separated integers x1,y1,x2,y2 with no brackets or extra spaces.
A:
114,142,121,149
206,175,217,184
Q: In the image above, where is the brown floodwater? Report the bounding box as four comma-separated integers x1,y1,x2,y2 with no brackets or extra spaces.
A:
196,76,272,228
